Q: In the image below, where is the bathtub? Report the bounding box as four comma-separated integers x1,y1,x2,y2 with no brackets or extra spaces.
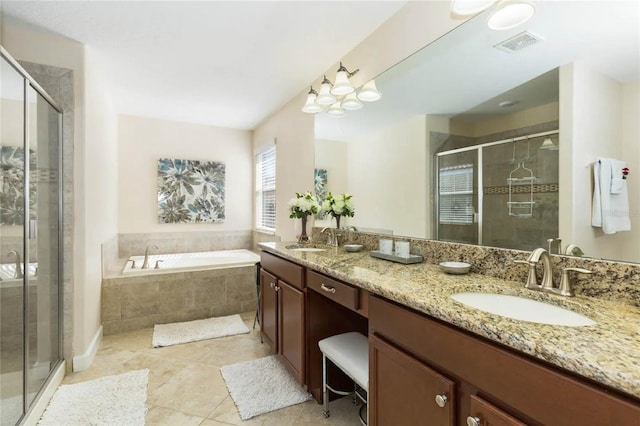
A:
0,263,37,283
122,249,260,275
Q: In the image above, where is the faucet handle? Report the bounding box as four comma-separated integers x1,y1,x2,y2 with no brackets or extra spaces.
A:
513,259,541,290
128,259,137,269
558,267,592,297
513,259,533,266
154,260,164,269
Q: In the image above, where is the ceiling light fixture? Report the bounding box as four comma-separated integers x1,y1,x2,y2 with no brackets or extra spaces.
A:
488,0,535,30
301,62,381,116
450,0,497,16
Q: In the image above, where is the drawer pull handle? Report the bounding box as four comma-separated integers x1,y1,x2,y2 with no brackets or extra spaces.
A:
270,282,275,288
435,394,447,408
320,283,336,294
466,416,481,426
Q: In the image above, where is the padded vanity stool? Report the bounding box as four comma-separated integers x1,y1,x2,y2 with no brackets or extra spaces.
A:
318,332,369,425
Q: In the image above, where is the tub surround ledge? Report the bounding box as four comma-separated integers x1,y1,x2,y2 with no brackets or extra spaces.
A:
258,241,640,400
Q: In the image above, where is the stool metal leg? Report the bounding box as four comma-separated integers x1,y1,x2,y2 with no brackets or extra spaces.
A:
322,354,330,418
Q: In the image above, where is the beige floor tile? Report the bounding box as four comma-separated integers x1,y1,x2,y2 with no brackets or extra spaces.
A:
199,419,237,426
148,363,228,418
145,404,204,426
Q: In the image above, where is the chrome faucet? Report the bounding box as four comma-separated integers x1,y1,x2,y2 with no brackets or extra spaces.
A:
320,227,340,247
514,248,552,291
8,250,23,279
141,244,158,269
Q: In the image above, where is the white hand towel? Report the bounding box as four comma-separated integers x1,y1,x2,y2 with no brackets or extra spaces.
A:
592,158,631,234
610,161,625,194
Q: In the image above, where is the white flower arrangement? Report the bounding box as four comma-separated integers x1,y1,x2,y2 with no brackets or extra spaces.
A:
288,191,320,219
322,193,355,219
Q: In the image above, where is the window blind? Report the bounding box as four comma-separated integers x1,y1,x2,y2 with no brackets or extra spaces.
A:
256,147,276,231
439,164,474,224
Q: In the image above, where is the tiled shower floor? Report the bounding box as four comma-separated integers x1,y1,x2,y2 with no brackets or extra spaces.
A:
58,312,361,425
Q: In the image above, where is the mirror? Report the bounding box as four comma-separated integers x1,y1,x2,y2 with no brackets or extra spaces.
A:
314,1,640,263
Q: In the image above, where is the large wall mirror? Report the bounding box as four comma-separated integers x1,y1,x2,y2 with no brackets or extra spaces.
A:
314,1,639,263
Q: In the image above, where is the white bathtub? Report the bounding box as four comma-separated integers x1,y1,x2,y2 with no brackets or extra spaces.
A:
122,249,260,275
0,263,37,283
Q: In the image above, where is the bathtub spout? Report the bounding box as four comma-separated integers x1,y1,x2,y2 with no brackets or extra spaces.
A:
141,244,158,269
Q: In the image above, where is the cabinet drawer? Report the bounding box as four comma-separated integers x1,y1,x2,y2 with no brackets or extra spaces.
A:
261,251,304,290
468,395,526,426
307,270,358,312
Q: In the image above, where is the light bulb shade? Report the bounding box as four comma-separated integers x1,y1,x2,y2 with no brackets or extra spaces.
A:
315,77,337,105
451,0,496,16
341,92,363,110
488,1,535,30
327,101,345,117
301,91,323,113
331,70,355,96
357,80,381,102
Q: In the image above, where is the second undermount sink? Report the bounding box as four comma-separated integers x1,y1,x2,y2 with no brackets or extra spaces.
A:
451,293,597,327
285,244,327,252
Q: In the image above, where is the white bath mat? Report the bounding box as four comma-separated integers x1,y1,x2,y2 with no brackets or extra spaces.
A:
38,369,149,426
220,355,312,420
152,314,250,347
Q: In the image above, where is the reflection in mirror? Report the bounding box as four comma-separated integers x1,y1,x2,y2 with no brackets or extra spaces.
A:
315,1,639,263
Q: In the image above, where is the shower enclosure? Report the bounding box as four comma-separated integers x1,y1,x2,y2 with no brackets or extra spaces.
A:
0,48,63,426
435,130,559,251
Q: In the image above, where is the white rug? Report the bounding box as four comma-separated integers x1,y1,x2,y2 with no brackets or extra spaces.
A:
38,369,149,426
152,314,250,347
220,355,312,420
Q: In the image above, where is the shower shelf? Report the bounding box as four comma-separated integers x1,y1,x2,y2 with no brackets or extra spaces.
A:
507,176,538,185
508,162,536,218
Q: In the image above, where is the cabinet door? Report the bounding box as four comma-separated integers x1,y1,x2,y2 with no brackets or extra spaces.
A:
278,280,305,384
370,334,455,426
260,269,278,352
467,395,527,426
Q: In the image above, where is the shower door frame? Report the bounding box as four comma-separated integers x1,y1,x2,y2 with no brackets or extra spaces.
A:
1,46,64,424
434,129,559,245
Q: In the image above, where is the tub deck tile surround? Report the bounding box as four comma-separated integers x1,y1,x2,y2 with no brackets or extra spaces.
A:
259,238,640,400
102,267,256,335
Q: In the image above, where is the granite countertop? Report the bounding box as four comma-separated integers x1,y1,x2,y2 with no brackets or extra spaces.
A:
259,241,640,400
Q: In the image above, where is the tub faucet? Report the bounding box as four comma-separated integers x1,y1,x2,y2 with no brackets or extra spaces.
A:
513,248,552,291
8,250,23,279
141,244,158,269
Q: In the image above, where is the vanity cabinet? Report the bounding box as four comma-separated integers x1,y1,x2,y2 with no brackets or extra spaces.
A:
369,334,455,426
259,252,305,384
369,296,640,426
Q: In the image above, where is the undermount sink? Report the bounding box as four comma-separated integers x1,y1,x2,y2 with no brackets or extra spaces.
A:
285,244,327,252
450,293,597,327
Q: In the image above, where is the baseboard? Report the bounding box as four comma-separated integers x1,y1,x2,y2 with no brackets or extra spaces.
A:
72,325,103,372
21,360,65,426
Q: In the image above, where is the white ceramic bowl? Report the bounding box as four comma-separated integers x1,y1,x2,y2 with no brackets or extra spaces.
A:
344,244,364,253
439,261,471,275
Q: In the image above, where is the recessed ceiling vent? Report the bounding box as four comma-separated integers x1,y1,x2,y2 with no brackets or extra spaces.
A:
494,31,543,53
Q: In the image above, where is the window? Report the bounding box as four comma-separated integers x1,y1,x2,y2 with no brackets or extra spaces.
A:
439,164,474,224
256,146,276,232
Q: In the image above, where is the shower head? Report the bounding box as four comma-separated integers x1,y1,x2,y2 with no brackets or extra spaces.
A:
539,137,558,151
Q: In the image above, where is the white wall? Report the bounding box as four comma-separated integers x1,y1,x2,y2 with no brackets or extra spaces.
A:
118,115,253,233
621,82,640,262
348,115,427,237
253,1,465,241
560,62,637,261
83,49,118,349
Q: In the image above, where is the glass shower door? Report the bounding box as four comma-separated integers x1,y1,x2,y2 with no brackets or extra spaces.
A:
26,86,61,406
436,149,479,244
0,55,27,426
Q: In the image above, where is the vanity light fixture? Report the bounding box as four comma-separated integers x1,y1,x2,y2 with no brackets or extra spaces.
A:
301,87,324,114
330,62,359,96
300,61,381,115
488,0,535,30
450,0,497,16
357,80,382,102
315,75,338,105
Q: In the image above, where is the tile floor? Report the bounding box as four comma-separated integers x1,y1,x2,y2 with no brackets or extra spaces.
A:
58,312,362,425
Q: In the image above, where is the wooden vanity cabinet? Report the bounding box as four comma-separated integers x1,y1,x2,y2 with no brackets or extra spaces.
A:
259,252,305,384
369,295,640,426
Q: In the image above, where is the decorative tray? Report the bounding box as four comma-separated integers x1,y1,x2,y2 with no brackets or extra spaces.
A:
370,250,424,264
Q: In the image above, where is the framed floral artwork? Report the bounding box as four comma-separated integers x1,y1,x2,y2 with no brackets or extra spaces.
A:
157,158,225,223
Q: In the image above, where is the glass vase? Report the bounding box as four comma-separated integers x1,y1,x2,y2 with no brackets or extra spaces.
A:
297,216,310,244
335,215,341,230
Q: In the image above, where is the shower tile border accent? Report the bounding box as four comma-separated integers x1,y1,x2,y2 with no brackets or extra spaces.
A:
312,227,640,308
